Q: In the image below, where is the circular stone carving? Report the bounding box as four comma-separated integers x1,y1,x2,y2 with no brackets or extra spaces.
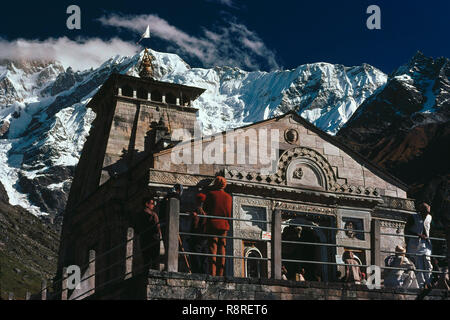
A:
284,129,299,144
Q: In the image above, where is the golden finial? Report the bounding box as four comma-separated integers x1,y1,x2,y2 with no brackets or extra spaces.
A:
139,48,154,79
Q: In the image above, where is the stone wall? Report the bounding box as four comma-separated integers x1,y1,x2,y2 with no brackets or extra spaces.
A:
145,271,449,300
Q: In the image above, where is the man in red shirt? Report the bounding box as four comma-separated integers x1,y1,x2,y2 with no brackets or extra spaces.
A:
204,176,232,277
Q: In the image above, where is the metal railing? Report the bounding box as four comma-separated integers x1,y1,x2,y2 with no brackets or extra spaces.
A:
36,197,448,300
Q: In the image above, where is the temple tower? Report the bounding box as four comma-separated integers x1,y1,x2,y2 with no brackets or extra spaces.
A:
65,50,205,212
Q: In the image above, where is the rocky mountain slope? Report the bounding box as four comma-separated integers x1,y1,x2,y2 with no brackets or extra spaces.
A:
0,50,387,217
0,180,59,299
338,52,450,227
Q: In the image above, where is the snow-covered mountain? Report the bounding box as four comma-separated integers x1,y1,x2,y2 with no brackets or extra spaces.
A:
337,52,450,227
0,49,387,217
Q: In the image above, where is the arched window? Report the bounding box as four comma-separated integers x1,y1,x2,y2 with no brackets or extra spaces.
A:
166,92,177,105
151,90,162,102
122,85,133,97
137,88,148,100
244,246,263,278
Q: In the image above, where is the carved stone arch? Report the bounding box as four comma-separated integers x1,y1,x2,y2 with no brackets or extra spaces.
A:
275,147,337,190
244,246,263,278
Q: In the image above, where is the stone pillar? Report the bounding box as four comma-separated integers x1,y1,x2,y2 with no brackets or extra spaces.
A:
371,219,381,268
446,226,450,272
176,98,180,105
26,291,31,300
41,279,47,300
125,227,134,279
271,210,282,280
133,90,137,98
166,198,180,272
61,267,68,300
162,95,166,103
147,92,151,101
118,87,122,96
88,250,96,294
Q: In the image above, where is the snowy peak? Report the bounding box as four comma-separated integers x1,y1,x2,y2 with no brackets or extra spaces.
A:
390,52,450,116
0,49,389,217
156,58,387,134
0,59,64,105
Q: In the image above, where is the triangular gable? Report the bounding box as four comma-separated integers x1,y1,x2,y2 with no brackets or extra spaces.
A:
153,111,408,198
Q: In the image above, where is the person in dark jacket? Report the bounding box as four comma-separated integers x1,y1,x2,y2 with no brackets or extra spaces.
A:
188,193,208,273
204,176,232,277
139,196,162,270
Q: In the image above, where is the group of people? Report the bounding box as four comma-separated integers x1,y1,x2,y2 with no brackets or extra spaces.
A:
139,176,232,277
140,189,449,289
385,202,449,290
340,202,448,289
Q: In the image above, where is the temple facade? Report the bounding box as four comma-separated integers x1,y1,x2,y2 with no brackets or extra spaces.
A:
57,56,419,299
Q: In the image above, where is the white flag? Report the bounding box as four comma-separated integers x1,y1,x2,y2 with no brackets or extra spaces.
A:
141,25,150,39
137,25,150,44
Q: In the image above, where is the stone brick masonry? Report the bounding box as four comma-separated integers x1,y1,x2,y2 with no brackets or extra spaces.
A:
145,271,449,301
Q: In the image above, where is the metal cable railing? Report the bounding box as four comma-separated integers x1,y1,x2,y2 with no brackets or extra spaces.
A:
38,199,449,300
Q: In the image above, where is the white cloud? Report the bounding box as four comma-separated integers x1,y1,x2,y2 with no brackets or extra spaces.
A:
0,37,138,71
98,13,280,71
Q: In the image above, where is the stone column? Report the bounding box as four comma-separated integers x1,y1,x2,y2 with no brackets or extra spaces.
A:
41,279,47,300
371,219,381,267
88,250,96,294
61,267,68,300
118,87,122,96
271,210,282,280
166,198,180,272
125,227,134,279
447,226,450,272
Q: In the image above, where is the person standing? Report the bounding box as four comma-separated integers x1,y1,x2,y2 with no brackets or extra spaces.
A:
204,177,232,277
188,193,208,274
405,202,433,288
139,197,162,270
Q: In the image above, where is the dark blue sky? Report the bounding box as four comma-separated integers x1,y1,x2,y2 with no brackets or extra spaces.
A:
1,0,449,73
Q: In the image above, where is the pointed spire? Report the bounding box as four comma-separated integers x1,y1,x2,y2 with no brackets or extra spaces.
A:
139,48,154,79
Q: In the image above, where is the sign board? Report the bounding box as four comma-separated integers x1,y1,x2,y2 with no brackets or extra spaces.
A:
261,231,271,241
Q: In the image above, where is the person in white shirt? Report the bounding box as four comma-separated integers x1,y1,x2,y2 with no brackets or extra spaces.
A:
405,202,433,288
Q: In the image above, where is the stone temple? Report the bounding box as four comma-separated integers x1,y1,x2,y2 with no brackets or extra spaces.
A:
56,50,437,300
